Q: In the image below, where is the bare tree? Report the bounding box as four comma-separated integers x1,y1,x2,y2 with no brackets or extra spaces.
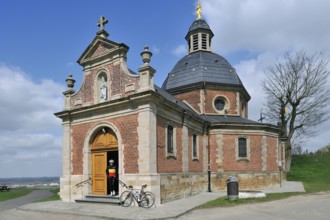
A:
262,50,330,172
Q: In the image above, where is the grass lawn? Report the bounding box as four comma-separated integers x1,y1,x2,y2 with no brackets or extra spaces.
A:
199,153,330,209
288,154,330,192
0,188,34,202
198,192,303,209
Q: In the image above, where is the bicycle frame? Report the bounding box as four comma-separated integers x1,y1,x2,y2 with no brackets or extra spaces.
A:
118,178,155,208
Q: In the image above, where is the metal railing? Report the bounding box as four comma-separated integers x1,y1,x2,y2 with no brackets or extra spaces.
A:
75,177,92,188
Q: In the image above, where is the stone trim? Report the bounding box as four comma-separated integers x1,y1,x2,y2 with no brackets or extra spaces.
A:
236,92,240,116
82,122,123,196
182,125,188,172
210,129,279,137
212,95,230,114
216,134,224,172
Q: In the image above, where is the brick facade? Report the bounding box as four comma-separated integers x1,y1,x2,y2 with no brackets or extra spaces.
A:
187,129,203,172
205,90,238,115
174,90,201,113
156,115,183,173
70,114,139,175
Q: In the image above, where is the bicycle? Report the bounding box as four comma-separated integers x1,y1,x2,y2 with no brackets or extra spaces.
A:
118,179,155,208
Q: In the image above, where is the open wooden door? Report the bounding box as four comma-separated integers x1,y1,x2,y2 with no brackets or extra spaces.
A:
91,129,118,195
92,152,107,195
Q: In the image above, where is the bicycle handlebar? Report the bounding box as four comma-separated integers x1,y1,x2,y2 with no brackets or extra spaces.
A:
116,177,148,190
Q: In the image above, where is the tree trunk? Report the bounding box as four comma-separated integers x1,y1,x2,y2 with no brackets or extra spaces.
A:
285,141,292,174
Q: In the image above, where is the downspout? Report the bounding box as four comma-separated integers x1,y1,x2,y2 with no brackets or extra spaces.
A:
207,122,211,192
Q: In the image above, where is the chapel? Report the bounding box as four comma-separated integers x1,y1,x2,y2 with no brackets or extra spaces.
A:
55,4,285,205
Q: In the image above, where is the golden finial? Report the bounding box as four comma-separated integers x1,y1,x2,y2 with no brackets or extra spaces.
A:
196,2,202,20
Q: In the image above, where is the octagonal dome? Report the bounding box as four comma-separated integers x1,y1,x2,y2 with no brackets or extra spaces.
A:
162,51,243,91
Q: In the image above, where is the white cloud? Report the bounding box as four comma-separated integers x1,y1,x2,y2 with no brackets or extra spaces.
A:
172,44,187,57
0,64,64,177
203,0,330,151
203,0,330,54
0,64,65,132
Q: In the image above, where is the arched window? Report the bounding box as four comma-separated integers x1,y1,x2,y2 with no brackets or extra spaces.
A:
165,123,177,159
192,134,197,157
167,125,174,153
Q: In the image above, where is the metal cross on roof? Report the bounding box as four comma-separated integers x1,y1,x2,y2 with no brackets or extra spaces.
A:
97,16,108,32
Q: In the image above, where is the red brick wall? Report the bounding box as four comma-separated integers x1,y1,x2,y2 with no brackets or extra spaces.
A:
210,135,262,172
174,90,201,113
71,62,140,109
205,90,237,114
210,133,279,173
157,115,183,173
72,123,93,175
70,113,139,175
221,135,262,171
173,89,241,116
70,74,95,108
267,137,278,171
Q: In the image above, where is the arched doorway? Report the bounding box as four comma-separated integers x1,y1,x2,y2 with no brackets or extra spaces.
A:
91,127,118,195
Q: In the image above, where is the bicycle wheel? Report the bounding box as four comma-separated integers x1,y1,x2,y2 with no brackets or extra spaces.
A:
119,191,133,207
140,192,155,208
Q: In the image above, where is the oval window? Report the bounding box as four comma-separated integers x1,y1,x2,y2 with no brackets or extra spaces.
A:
214,98,225,111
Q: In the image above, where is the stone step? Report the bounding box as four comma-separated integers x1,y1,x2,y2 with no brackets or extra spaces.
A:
75,194,121,205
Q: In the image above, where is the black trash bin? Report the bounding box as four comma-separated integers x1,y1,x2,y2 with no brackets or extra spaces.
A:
227,176,239,200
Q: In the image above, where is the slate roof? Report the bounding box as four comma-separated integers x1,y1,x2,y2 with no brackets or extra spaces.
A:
201,115,260,125
187,19,213,36
154,85,193,112
162,51,244,91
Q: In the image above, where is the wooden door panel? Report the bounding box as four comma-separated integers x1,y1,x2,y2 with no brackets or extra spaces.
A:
92,152,107,195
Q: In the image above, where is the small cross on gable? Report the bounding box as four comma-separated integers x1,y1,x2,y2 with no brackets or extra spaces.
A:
97,16,108,32
96,16,109,38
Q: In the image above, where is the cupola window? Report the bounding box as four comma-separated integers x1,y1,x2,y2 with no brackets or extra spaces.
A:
193,34,199,51
202,33,207,50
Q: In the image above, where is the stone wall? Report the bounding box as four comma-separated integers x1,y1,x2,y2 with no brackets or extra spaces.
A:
160,173,208,203
211,171,281,191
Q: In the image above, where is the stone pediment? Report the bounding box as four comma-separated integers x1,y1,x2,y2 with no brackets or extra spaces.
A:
78,36,129,66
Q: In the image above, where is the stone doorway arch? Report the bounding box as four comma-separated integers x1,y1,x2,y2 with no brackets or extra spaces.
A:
83,123,122,195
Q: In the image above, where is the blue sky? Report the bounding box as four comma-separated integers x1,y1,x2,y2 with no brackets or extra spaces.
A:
1,0,330,177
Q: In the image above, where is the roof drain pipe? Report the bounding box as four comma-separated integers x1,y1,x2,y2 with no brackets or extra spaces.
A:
206,122,211,192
